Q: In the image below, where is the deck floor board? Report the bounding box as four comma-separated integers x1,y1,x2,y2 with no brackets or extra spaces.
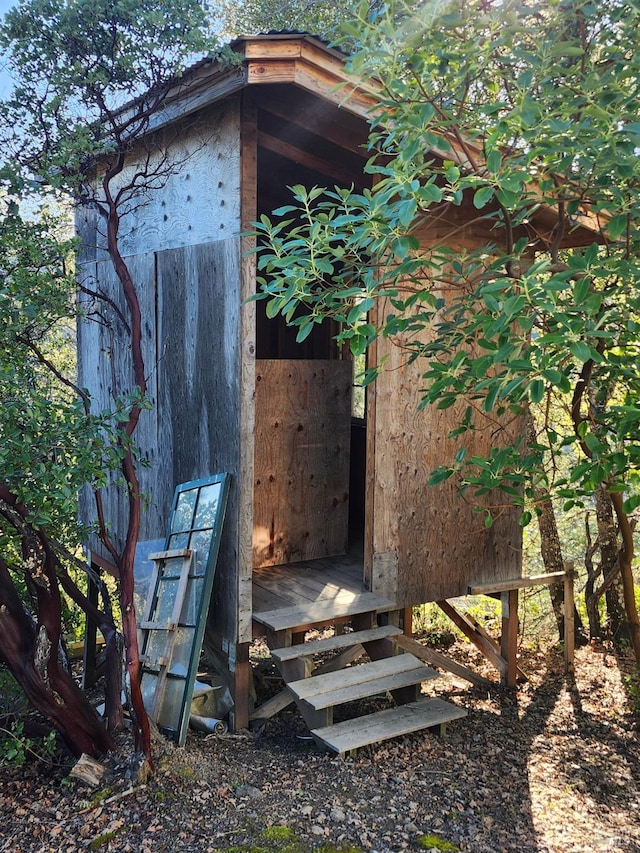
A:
252,551,366,617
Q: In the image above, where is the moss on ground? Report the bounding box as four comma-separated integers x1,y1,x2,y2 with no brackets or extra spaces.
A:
417,834,460,852
212,827,365,853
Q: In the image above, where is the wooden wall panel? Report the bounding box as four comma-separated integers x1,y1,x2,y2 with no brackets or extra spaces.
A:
77,252,159,561
367,215,523,607
77,238,244,641
253,359,352,568
156,240,242,640
91,100,242,259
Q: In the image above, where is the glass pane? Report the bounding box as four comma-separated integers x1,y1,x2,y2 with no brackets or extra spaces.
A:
155,580,179,623
167,532,189,550
193,483,221,529
134,539,164,616
160,556,184,580
172,489,198,533
145,630,169,664
179,578,203,625
156,678,185,731
188,529,214,576
141,671,159,708
167,627,195,676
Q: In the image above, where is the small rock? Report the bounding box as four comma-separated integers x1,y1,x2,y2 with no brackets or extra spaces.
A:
330,808,346,822
311,825,325,836
301,805,313,817
235,784,262,799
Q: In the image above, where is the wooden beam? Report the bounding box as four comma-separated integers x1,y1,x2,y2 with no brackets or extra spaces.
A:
501,589,519,688
394,634,493,689
468,572,565,596
564,562,576,675
258,130,358,184
249,686,294,721
437,600,507,677
258,91,368,156
230,642,251,731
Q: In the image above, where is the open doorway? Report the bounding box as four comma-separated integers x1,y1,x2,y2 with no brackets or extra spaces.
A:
252,109,369,575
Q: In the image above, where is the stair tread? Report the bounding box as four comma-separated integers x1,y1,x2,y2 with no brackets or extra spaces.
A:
271,625,402,662
312,698,468,753
288,654,437,710
253,592,395,633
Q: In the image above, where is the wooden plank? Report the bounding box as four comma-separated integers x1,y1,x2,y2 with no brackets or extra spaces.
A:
311,644,366,677
253,592,394,632
253,565,357,601
564,562,575,675
437,600,507,676
501,589,519,688
270,625,402,662
468,572,566,595
289,654,434,702
292,657,437,711
249,687,294,721
312,698,467,754
139,620,177,631
394,634,493,689
253,359,352,568
149,549,192,561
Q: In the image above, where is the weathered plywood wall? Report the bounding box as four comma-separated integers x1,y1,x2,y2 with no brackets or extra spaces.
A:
76,99,241,263
366,209,523,606
253,359,352,567
77,237,244,641
77,98,245,642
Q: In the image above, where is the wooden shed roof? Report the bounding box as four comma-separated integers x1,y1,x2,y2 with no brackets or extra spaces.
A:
135,32,602,248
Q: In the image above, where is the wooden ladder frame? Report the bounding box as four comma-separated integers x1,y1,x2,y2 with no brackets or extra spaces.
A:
138,548,195,721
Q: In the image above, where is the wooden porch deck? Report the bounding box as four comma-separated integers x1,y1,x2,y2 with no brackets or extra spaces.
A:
252,551,367,619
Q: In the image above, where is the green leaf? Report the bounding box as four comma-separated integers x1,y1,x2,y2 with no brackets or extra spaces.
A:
570,341,592,362
473,186,494,209
529,379,545,403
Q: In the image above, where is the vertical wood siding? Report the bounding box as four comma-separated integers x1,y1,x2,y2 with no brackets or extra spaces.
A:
366,211,523,606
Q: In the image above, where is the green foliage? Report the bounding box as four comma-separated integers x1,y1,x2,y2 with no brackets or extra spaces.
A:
0,0,216,186
254,0,640,520
213,0,373,42
0,666,28,717
622,672,640,713
0,721,56,768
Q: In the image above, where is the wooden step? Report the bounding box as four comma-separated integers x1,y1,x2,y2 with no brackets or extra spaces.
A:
253,592,395,633
270,625,403,663
287,654,437,711
312,698,468,754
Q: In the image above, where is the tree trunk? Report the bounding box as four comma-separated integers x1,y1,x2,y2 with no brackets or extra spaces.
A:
0,556,115,757
594,487,628,643
609,492,640,667
527,414,586,645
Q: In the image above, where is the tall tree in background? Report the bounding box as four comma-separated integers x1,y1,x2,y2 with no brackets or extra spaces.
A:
0,0,221,762
254,0,640,664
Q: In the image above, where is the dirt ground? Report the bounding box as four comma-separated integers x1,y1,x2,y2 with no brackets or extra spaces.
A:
1,640,639,853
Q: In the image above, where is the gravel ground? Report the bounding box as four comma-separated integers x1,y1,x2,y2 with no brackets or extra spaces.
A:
1,641,639,853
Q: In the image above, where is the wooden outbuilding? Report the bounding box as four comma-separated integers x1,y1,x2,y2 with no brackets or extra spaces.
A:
77,34,594,749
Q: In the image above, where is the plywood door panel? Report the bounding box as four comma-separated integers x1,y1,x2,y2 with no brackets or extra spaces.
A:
253,359,352,567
